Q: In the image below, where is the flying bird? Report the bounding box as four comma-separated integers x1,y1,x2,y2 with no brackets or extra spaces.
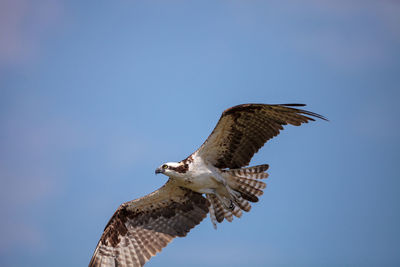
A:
89,103,326,267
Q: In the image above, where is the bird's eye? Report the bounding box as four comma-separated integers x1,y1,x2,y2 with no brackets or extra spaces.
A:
162,164,168,169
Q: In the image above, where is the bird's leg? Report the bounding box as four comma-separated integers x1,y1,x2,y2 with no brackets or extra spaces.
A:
227,187,241,201
211,173,227,186
212,176,242,211
215,193,235,211
211,171,243,210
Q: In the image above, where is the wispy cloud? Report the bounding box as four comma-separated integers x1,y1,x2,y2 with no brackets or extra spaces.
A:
0,220,45,253
0,0,64,68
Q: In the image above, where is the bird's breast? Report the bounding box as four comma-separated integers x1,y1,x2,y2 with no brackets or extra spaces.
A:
176,168,219,194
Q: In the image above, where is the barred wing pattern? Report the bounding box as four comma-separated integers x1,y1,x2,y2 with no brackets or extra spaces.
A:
195,104,327,169
89,180,209,267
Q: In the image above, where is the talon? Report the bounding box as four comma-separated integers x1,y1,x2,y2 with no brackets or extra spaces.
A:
229,201,235,211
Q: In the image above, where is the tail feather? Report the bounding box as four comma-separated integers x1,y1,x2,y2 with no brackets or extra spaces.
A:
226,165,269,202
206,194,234,227
243,176,266,189
223,208,234,222
207,196,218,229
231,206,242,218
240,191,259,202
235,177,266,192
207,164,269,228
207,194,225,223
228,164,269,179
235,195,251,212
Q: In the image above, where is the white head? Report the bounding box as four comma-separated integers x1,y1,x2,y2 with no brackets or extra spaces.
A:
155,161,188,176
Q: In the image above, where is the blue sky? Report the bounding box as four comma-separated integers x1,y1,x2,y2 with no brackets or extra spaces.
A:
1,1,399,266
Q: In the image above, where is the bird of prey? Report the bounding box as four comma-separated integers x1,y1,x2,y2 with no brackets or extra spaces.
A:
89,103,326,267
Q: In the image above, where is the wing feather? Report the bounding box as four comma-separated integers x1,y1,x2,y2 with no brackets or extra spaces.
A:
194,104,326,169
89,179,209,267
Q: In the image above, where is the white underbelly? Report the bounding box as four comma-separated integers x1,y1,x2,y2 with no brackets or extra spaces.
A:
177,171,220,194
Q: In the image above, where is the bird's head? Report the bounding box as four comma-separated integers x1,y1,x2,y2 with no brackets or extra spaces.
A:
155,162,188,177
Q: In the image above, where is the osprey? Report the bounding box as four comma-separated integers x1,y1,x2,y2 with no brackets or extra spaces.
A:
89,103,326,267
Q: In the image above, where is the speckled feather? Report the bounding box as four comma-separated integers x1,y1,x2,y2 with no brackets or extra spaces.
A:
89,179,209,267
194,104,326,169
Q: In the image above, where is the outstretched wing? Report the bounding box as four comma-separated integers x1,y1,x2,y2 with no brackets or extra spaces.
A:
194,104,326,169
89,179,209,267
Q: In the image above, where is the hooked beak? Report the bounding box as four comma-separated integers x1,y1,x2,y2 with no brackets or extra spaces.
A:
155,167,163,175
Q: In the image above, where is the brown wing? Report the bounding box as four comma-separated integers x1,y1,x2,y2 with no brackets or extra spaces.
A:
194,104,327,169
89,179,209,267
